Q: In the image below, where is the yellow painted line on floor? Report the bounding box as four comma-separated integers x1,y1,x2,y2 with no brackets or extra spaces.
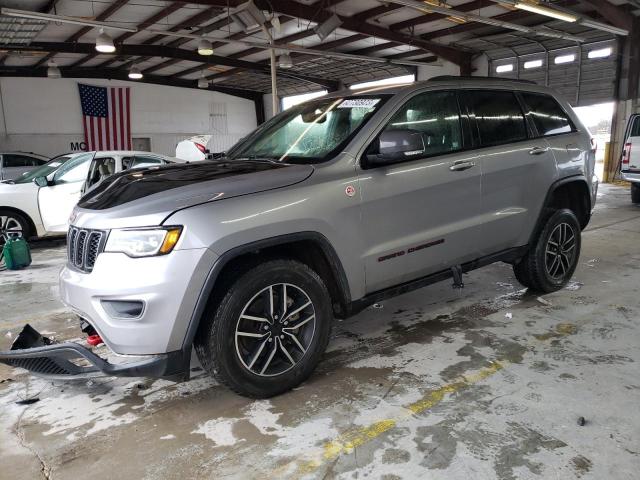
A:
274,322,576,478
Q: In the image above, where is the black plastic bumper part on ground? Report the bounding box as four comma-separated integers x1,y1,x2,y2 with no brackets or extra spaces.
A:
0,325,187,380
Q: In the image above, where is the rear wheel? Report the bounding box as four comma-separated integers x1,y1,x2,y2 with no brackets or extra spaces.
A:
0,210,31,247
195,259,333,398
631,183,640,204
513,209,581,293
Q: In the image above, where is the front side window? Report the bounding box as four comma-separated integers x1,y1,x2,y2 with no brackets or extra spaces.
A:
228,96,388,164
13,154,74,184
374,90,462,159
53,152,94,184
460,90,527,147
521,92,574,136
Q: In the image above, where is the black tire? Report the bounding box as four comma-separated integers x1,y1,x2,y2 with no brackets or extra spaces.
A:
512,209,581,293
631,183,640,204
0,209,32,246
195,259,333,398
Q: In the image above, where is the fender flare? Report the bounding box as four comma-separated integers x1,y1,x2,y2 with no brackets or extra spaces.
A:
528,174,591,245
179,231,351,365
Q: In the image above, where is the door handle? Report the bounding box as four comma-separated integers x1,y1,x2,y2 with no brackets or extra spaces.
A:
449,160,476,171
529,146,550,155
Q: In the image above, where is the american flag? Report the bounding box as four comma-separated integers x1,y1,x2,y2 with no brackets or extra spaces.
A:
78,84,131,151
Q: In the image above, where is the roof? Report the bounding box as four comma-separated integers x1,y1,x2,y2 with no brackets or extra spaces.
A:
0,0,637,98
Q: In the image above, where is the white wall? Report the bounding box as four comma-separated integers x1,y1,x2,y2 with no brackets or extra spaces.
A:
416,60,460,80
0,77,257,157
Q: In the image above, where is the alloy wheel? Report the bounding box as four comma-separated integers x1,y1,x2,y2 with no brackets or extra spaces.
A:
544,222,576,280
0,215,23,247
235,283,316,377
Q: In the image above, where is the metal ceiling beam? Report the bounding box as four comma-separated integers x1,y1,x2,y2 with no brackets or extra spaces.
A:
0,65,262,100
33,0,130,67
578,0,633,31
71,2,187,68
5,41,337,89
97,6,223,68
204,33,369,84
183,0,472,66
389,0,494,31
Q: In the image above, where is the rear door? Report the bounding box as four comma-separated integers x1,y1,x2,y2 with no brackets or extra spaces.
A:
357,89,483,293
459,89,557,256
519,92,588,179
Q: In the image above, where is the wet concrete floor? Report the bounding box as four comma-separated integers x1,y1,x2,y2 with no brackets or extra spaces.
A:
0,184,639,480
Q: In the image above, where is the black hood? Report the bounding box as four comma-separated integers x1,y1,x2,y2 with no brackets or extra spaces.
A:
79,160,295,210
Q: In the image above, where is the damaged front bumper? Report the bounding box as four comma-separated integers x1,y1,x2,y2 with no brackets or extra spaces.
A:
0,325,188,381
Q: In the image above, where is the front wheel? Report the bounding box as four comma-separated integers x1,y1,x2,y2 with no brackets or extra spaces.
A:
513,209,581,293
195,259,333,398
0,210,32,247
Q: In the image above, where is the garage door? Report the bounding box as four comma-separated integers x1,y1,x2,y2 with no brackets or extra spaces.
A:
491,39,617,107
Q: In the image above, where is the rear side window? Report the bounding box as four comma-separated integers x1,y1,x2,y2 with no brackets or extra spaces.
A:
520,92,574,136
460,90,527,147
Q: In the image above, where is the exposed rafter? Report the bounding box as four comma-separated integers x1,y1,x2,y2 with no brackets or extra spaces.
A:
70,2,187,68
33,0,130,67
182,0,472,66
6,42,338,89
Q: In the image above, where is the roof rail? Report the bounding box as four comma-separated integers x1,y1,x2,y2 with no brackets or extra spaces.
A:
429,75,537,85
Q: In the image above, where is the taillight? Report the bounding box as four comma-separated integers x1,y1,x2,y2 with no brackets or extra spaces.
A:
590,137,597,153
195,143,206,153
621,142,631,169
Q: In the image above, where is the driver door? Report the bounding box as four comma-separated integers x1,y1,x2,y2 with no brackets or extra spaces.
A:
357,90,483,293
39,152,94,232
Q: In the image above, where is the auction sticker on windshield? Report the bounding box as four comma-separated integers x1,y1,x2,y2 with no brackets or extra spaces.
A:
338,99,380,109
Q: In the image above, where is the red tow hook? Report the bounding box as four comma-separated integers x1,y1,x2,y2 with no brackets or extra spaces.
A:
87,334,103,347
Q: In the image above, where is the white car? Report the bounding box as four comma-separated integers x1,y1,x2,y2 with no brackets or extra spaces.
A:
0,151,177,239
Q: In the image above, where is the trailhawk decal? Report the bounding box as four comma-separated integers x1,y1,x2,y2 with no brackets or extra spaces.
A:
378,238,445,262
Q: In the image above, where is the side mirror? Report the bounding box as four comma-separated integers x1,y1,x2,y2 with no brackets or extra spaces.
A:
33,176,49,187
365,129,425,167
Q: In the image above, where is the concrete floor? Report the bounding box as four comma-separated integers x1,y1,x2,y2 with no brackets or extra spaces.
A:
1,184,639,480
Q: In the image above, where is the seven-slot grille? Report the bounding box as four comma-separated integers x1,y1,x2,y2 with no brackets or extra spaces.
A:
67,226,106,273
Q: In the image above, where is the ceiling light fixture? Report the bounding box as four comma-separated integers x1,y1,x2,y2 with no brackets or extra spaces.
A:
513,2,578,22
95,28,115,53
128,65,143,80
278,53,293,68
314,14,342,40
47,61,61,78
197,72,209,89
197,38,214,56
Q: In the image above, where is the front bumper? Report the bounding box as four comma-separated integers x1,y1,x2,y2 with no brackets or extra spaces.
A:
621,171,640,183
0,325,186,380
59,247,216,355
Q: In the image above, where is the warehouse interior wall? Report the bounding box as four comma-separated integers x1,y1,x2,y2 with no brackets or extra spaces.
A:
0,77,258,158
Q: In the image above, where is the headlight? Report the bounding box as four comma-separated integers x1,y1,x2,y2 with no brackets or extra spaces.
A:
105,227,182,257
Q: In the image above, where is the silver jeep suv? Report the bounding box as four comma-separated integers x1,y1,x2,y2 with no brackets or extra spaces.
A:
1,78,598,398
